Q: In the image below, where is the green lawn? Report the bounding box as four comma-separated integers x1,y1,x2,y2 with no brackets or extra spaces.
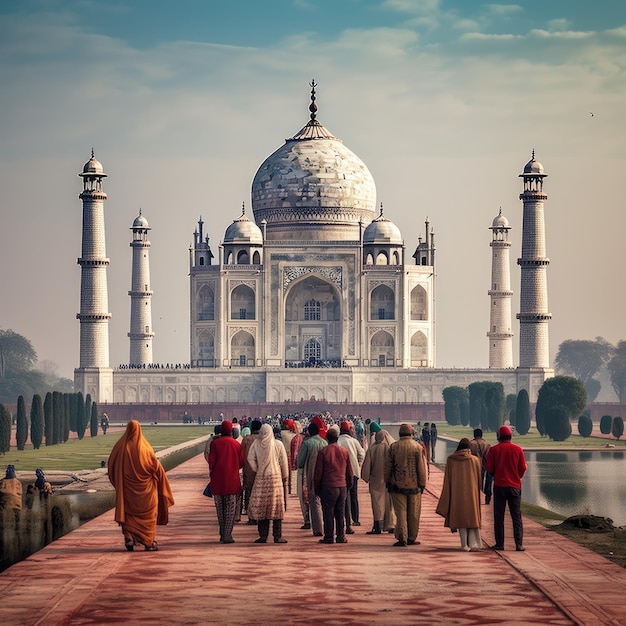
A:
432,424,624,449
1,425,211,472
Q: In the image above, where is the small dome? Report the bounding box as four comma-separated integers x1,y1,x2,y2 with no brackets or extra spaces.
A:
363,207,403,245
224,208,263,244
491,210,509,229
132,211,150,229
523,151,544,175
82,152,105,175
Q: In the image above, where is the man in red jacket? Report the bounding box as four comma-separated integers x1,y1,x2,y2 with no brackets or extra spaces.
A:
314,428,353,544
208,420,245,544
485,425,528,551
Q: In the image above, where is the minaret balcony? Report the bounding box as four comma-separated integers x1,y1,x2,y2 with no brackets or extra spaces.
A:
516,312,552,321
76,313,112,321
128,290,154,297
488,289,513,297
517,258,549,266
77,257,110,266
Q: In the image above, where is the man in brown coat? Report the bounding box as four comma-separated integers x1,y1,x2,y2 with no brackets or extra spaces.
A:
384,424,428,547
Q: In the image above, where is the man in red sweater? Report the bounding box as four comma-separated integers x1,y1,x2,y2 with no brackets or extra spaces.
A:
485,425,528,551
314,428,353,544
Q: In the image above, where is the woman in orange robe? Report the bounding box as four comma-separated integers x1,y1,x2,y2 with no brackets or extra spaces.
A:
108,420,174,551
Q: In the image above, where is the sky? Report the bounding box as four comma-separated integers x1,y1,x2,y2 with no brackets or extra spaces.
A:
1,0,624,396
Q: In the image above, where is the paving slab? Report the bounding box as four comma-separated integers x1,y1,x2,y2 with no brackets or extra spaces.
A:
1,454,626,625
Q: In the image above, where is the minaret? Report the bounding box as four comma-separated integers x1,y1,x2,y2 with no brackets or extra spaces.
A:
517,152,551,368
75,151,113,402
128,209,154,366
487,209,513,368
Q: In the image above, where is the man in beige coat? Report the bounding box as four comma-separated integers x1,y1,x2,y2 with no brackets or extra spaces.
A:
384,424,428,547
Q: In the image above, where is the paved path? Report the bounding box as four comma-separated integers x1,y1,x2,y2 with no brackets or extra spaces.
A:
2,454,626,625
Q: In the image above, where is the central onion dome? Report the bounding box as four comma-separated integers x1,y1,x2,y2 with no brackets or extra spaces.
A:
251,81,376,241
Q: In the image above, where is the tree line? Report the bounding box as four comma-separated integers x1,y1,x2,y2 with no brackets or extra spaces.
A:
443,375,624,442
0,392,99,453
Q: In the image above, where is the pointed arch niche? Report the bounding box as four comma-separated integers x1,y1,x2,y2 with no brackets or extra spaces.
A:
371,330,394,367
197,285,215,321
370,284,395,320
231,330,255,367
411,331,428,367
284,275,341,366
230,285,255,320
410,285,428,321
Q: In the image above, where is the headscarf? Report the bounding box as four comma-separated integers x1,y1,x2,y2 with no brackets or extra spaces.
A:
35,468,47,490
456,437,471,452
375,429,395,446
369,421,382,434
220,420,233,437
252,423,277,475
5,464,16,479
241,426,251,438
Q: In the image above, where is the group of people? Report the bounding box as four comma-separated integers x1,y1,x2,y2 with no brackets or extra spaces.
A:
106,417,528,554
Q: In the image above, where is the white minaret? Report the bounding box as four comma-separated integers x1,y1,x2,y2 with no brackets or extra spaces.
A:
487,209,513,368
128,210,154,366
75,151,113,402
517,152,551,368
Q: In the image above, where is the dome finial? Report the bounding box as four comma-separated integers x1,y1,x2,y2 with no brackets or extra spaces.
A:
379,202,384,217
139,207,142,216
531,148,535,160
309,79,318,122
91,147,95,159
241,201,246,216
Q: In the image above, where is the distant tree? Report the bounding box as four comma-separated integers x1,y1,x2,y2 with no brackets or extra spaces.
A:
555,337,612,401
515,389,531,435
83,394,91,439
577,410,593,438
16,395,28,450
90,402,98,438
52,391,63,445
44,391,53,445
612,416,624,441
485,382,505,432
536,376,587,442
506,394,517,415
608,341,626,402
63,393,70,442
69,393,78,432
442,386,468,426
600,415,612,435
468,382,487,429
30,394,43,449
0,404,11,453
78,392,87,439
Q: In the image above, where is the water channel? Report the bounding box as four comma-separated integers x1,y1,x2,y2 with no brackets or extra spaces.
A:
435,439,626,526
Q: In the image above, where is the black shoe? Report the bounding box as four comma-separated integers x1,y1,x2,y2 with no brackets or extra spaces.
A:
254,537,267,543
393,540,407,547
352,521,361,526
125,539,134,552
492,544,504,550
313,531,323,537
485,496,491,505
247,519,257,525
345,527,355,535
274,537,288,544
223,538,235,544
300,523,311,530
366,528,382,535
516,545,525,552
336,538,348,543
319,538,334,544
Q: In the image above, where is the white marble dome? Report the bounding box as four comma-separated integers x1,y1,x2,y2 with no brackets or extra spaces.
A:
523,153,545,175
132,212,150,229
82,152,105,175
491,210,509,229
224,209,263,244
251,112,376,241
363,208,403,245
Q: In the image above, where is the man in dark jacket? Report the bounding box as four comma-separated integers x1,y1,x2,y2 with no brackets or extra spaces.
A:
314,428,353,544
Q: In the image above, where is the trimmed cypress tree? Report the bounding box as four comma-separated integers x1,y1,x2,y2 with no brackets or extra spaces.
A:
515,389,531,435
545,405,572,441
90,401,98,438
0,404,11,453
442,386,467,426
69,393,78,433
76,391,89,439
600,414,612,435
485,382,505,433
612,416,624,441
44,391,53,445
577,410,593,437
30,394,43,449
52,391,63,445
16,394,28,450
468,382,486,429
83,394,91,439
62,393,70,442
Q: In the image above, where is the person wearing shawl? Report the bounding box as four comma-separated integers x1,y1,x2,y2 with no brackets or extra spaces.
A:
241,420,262,524
290,421,310,529
280,418,297,494
108,420,174,552
247,423,289,543
310,415,328,440
362,430,396,534
0,464,22,511
436,438,483,551
208,420,245,544
296,422,328,537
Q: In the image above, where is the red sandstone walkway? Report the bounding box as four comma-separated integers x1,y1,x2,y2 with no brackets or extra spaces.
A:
1,454,626,625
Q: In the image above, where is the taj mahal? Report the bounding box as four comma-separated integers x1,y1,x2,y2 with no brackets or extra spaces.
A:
74,83,553,407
